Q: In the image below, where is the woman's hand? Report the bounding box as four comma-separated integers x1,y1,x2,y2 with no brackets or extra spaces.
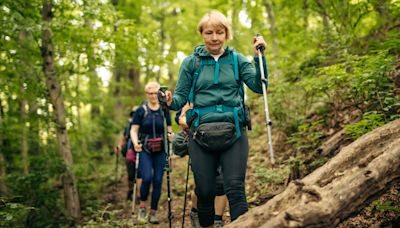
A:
134,142,142,152
178,103,192,130
253,35,267,55
178,115,188,130
165,90,173,106
167,132,175,142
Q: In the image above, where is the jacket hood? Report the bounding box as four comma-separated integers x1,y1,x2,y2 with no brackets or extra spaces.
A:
193,45,235,57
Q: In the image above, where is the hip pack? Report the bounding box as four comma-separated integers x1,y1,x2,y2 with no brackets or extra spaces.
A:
191,122,238,152
145,137,163,153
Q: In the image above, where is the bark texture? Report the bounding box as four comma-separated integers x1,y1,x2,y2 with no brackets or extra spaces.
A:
42,0,81,219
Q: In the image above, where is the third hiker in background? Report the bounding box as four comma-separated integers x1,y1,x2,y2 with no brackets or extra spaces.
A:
118,106,142,202
165,10,267,227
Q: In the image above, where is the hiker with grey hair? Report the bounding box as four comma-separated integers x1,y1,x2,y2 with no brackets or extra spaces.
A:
130,81,174,224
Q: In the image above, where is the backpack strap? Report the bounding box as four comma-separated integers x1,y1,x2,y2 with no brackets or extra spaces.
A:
142,102,148,121
188,57,203,103
233,51,239,81
232,51,244,103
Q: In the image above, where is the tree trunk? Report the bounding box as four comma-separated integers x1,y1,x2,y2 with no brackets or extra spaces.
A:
41,0,81,219
371,0,391,29
167,31,177,91
317,128,350,157
83,8,101,118
19,86,29,175
75,72,81,129
262,0,279,58
231,0,239,48
18,30,30,174
29,99,40,155
228,119,400,228
157,13,166,82
0,98,7,195
303,0,309,30
316,0,330,32
128,67,141,97
112,0,124,122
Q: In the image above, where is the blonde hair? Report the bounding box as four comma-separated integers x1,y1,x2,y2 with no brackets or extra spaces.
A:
197,10,232,40
144,81,160,92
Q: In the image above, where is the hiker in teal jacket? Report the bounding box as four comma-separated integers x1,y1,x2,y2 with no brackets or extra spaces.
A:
165,10,267,227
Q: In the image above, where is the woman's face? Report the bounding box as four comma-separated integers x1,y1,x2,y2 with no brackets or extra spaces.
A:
146,87,159,104
201,23,227,55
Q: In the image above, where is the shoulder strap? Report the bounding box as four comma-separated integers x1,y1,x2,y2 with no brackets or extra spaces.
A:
188,56,202,103
142,103,148,121
232,51,239,81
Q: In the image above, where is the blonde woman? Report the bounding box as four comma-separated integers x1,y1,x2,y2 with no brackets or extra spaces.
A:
165,10,267,227
130,81,173,224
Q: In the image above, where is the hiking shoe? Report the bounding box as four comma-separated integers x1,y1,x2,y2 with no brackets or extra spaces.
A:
137,207,147,224
190,211,201,228
127,190,133,201
148,212,160,224
214,219,224,228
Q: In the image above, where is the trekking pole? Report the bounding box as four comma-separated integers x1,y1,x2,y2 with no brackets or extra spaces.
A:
158,86,173,228
182,157,190,228
131,152,140,215
256,34,275,164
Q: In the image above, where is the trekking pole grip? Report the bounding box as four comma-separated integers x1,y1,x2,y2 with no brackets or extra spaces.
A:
256,33,266,53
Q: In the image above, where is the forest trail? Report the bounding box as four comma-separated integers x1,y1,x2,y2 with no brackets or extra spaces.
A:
102,155,227,227
100,120,400,227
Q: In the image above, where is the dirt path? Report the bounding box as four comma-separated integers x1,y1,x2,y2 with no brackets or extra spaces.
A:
103,155,204,227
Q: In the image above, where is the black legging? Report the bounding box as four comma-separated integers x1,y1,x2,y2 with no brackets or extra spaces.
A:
215,166,224,196
189,129,248,227
126,160,141,181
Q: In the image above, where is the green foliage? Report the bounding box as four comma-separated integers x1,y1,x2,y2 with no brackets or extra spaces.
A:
247,118,265,138
284,120,328,175
0,198,34,227
6,153,69,226
254,165,289,186
79,204,132,227
309,157,328,171
287,120,325,154
344,112,385,140
372,200,400,214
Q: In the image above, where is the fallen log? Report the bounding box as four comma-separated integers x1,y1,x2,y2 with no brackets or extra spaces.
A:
317,128,350,157
228,119,400,228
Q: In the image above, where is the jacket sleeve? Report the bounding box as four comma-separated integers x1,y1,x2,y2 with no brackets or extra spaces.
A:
174,110,181,125
238,53,268,94
170,56,194,111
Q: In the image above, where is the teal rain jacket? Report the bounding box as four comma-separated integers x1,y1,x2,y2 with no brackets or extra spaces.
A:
171,45,267,126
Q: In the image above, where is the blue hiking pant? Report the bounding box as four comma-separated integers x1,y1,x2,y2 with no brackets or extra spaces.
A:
139,150,166,210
